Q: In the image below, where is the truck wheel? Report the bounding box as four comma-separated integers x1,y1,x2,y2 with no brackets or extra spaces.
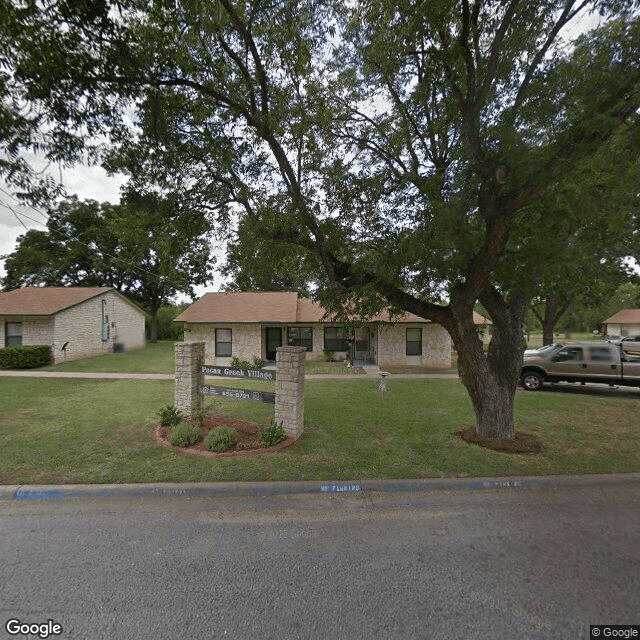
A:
520,371,543,391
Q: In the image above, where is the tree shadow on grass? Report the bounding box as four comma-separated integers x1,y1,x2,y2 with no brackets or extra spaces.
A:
456,428,543,454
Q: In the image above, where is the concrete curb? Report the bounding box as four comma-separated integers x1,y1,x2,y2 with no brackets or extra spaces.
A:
2,473,639,502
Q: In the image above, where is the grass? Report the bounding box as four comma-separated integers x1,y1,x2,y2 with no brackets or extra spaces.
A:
304,362,366,374
383,361,457,374
1,376,639,485
41,341,176,373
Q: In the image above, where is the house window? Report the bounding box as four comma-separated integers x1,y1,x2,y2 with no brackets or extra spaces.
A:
324,327,349,352
215,329,232,357
288,326,313,351
5,322,23,346
406,328,422,356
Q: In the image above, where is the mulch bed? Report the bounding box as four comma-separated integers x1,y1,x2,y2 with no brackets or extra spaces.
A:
155,416,295,458
456,428,543,454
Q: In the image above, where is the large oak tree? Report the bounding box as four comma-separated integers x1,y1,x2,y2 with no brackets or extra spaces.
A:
2,0,639,437
2,194,214,341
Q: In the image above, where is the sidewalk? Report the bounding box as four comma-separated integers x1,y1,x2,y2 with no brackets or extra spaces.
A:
0,370,460,380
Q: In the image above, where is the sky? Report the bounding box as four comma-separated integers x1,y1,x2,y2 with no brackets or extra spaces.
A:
0,162,226,301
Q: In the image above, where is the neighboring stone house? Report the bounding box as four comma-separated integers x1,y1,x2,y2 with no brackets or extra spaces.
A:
602,309,640,337
0,287,146,363
175,291,454,368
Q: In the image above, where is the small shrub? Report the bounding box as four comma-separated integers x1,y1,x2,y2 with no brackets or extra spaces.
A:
0,345,53,369
191,405,206,429
231,356,251,369
204,427,238,452
168,422,201,447
260,419,286,447
158,405,183,427
231,355,264,369
322,349,335,362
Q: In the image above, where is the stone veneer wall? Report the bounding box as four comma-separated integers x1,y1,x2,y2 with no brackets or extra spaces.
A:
0,317,55,349
53,291,145,364
275,346,305,439
183,323,262,365
0,291,145,363
174,341,204,418
377,323,451,368
173,342,305,439
607,323,640,337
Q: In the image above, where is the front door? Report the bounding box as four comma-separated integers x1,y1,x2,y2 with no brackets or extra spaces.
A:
266,327,282,361
353,327,369,362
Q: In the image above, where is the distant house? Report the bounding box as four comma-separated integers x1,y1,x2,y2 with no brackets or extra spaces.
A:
603,309,640,338
473,311,492,345
0,287,146,363
175,291,457,368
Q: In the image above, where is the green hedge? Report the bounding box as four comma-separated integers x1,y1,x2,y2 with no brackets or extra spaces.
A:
0,345,53,369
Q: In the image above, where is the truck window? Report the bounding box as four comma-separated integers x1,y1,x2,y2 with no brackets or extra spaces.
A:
588,346,614,362
555,347,583,362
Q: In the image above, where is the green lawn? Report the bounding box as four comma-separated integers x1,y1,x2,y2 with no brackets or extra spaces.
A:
1,376,639,484
41,341,176,373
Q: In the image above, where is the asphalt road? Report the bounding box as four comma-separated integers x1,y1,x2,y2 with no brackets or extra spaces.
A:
1,477,639,640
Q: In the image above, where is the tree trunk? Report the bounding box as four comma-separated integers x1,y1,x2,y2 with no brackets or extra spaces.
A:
541,296,571,345
450,300,526,439
542,317,555,347
149,300,159,343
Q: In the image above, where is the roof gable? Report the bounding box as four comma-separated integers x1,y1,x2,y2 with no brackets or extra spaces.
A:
0,287,115,316
175,291,461,324
177,291,498,326
175,291,300,323
603,309,640,324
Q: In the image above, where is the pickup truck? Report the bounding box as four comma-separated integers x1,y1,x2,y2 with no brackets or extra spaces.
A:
519,341,640,391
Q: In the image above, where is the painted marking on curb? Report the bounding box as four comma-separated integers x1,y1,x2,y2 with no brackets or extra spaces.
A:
320,484,362,494
14,489,64,501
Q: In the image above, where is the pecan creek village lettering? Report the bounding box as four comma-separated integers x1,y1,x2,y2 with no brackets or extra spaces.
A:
201,365,275,381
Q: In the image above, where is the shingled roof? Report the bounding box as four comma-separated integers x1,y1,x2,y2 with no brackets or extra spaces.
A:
0,287,115,316
176,291,491,324
603,309,640,324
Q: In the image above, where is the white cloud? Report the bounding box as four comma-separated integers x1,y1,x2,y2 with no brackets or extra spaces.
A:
0,164,126,280
0,163,224,299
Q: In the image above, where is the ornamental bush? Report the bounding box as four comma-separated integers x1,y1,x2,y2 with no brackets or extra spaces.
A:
168,422,201,447
204,427,238,452
260,419,286,447
0,345,53,369
158,404,183,427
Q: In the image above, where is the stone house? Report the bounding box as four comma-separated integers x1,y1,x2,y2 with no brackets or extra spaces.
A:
175,291,454,368
602,309,640,337
0,287,146,363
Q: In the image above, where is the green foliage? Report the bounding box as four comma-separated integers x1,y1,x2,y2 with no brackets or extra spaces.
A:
204,427,238,452
145,304,187,341
260,419,286,447
323,350,336,362
231,356,264,370
158,404,183,427
168,421,201,447
0,345,52,369
191,405,206,429
0,196,213,344
4,0,640,438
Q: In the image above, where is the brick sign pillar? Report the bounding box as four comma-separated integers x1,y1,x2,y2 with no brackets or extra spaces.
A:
174,341,204,418
275,346,305,439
